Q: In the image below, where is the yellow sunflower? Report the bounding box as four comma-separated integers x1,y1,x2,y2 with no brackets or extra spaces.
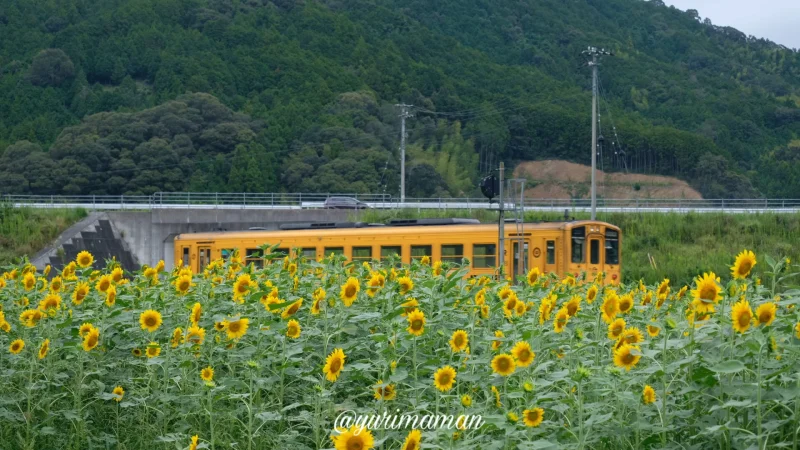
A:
565,296,581,318
110,267,124,283
553,307,569,333
491,353,516,376
145,341,161,358
38,293,62,312
523,407,544,427
449,330,469,353
49,276,63,293
461,394,472,407
526,267,540,286
432,261,443,276
323,348,346,382
331,425,375,450
642,385,656,404
691,272,722,305
186,325,206,345
175,275,193,295
503,294,519,318
225,317,249,340
105,285,117,307
9,339,25,354
82,328,100,352
281,299,303,319
420,255,430,266
112,386,125,402
132,348,143,357
398,276,414,294
171,327,183,348
286,319,301,339
340,277,360,306
731,299,753,333
433,365,457,391
373,380,396,401
601,292,620,323
76,250,94,268
539,297,555,325
586,284,598,304
139,310,163,333
511,341,535,367
95,275,113,294
618,294,634,314
35,338,49,359
22,272,36,291
201,366,214,382
406,309,425,336
613,343,641,371
657,279,670,297
755,302,777,327
795,322,800,339
72,282,89,305
621,327,644,345
19,309,44,327
401,429,421,450
731,250,757,279
492,385,502,407
646,324,660,338
608,318,626,340
79,322,95,337
492,330,505,351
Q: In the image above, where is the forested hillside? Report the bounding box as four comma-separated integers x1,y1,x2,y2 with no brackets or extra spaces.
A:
0,0,798,198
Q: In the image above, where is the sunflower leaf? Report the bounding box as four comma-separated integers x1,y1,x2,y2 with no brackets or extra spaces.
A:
709,360,746,374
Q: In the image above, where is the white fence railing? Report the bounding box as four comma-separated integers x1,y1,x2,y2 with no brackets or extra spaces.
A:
3,193,800,213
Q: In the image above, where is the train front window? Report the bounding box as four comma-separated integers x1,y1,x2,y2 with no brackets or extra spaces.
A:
590,240,600,265
605,230,619,265
571,227,586,263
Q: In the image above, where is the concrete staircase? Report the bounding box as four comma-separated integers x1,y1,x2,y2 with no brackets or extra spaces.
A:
31,213,138,273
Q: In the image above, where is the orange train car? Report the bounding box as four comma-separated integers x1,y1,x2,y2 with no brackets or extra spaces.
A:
173,219,621,283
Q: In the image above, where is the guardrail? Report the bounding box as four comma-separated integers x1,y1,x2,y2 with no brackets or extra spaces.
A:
3,193,800,213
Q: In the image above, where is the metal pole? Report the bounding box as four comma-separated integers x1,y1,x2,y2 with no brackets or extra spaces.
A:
498,162,505,278
396,104,413,203
591,52,598,221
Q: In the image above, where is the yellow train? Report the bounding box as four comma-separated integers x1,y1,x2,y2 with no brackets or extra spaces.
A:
173,218,621,283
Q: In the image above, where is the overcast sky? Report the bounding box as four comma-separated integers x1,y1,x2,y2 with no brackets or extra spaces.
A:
663,0,800,49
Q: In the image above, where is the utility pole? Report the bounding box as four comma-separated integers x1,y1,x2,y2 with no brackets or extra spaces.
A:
498,162,505,278
396,104,413,203
583,47,612,220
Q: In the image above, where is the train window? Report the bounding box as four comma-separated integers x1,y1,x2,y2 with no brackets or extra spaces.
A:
182,247,189,266
380,246,402,261
199,247,211,269
571,227,585,263
546,241,555,265
221,249,233,260
441,244,463,264
302,248,317,260
324,247,344,258
590,240,600,265
411,245,432,260
246,249,264,268
605,230,619,265
352,246,372,262
472,244,496,268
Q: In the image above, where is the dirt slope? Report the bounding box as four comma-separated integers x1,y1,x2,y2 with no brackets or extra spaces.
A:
513,160,702,200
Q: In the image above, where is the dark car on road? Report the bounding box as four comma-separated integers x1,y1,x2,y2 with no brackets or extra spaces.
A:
323,197,371,209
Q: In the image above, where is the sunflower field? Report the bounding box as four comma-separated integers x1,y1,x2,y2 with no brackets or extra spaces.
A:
0,248,799,450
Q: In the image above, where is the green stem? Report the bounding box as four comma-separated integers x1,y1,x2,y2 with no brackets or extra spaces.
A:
757,344,763,450
208,387,216,450
661,327,669,446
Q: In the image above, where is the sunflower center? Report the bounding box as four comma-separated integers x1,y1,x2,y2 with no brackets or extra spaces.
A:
507,299,517,309
738,313,751,328
145,317,157,327
229,322,241,333
621,352,634,364
346,436,365,450
738,262,752,275
528,411,538,422
518,349,531,361
699,285,717,301
498,358,510,371
620,300,631,311
454,336,464,347
330,358,342,373
613,326,622,336
759,312,771,323
87,335,98,347
411,320,423,330
345,285,357,298
438,374,451,385
179,281,189,290
403,438,418,450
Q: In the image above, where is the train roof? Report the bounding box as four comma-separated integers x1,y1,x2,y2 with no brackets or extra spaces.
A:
175,219,619,241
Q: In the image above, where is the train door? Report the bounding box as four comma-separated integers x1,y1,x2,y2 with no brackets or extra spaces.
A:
510,239,530,280
544,237,558,275
197,246,211,273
